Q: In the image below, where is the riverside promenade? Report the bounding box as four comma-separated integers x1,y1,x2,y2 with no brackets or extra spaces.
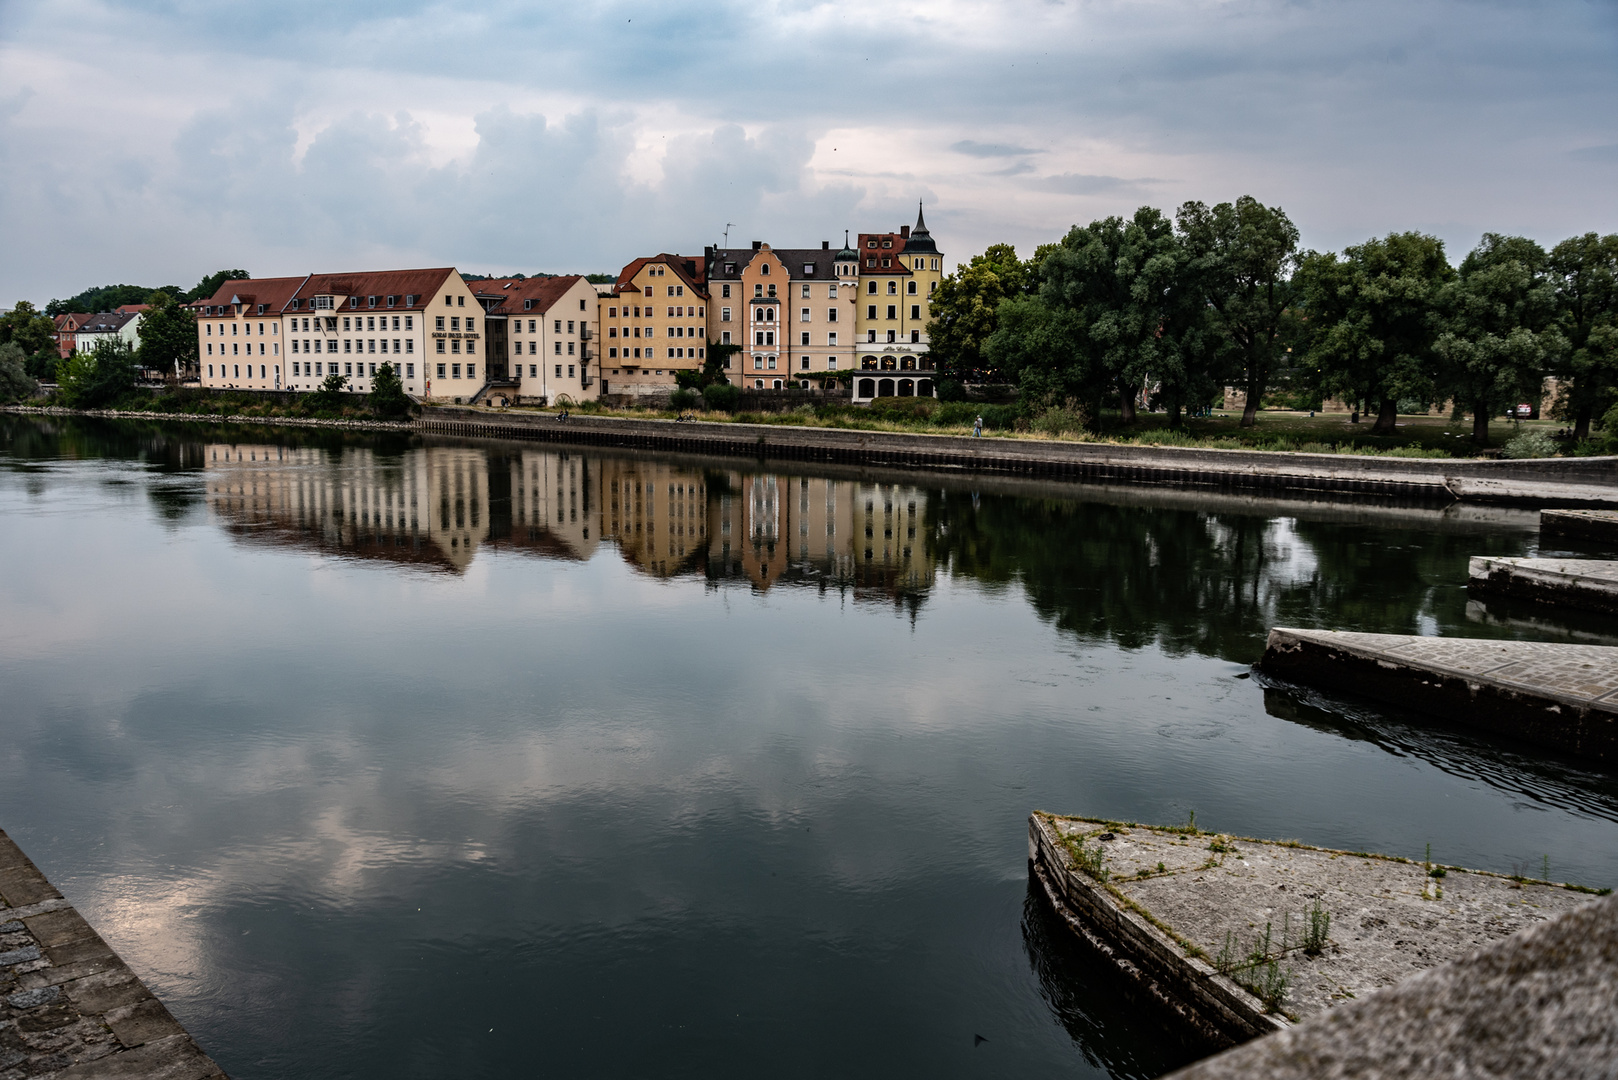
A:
1027,813,1601,1050
0,829,226,1079
416,407,1618,506
1259,629,1618,763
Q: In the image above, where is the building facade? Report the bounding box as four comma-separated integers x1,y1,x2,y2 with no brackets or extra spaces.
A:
853,206,943,401
597,254,709,396
469,275,600,405
704,240,860,389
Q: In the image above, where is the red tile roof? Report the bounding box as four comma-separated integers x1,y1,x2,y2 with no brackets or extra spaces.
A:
612,254,708,297
289,268,458,311
467,275,588,316
856,233,914,275
197,275,309,314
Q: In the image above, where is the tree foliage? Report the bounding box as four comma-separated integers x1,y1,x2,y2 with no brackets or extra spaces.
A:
369,362,412,417
1434,234,1562,445
183,270,250,303
305,371,350,411
55,337,137,408
1547,232,1618,439
136,291,198,377
1295,233,1453,433
0,301,61,380
0,342,38,403
926,243,1030,383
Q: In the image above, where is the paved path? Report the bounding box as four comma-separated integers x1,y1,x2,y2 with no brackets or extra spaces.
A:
1261,629,1618,763
0,829,227,1079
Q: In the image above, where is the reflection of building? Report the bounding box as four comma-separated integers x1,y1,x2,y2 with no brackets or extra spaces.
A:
202,440,939,605
598,459,709,577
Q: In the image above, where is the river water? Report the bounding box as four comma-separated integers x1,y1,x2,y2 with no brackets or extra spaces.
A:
2,413,1615,1079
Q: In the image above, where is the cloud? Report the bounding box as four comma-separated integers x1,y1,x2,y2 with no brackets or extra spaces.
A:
1,0,1615,300
951,140,1043,158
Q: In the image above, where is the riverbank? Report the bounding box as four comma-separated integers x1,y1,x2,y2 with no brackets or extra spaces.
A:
1,828,228,1078
8,404,1616,507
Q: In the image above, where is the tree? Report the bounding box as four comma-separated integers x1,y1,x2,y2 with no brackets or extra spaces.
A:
55,337,137,408
0,342,38,402
926,243,1028,384
369,362,412,417
1295,233,1452,434
1177,197,1301,427
1435,234,1561,446
1547,233,1618,439
0,301,60,379
1036,207,1187,424
136,291,198,378
305,371,350,411
185,269,249,303
44,283,181,317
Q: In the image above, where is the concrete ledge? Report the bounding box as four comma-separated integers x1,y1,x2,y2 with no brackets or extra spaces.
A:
1165,891,1618,1080
1468,557,1618,615
0,829,228,1079
1541,508,1618,545
1259,629,1618,764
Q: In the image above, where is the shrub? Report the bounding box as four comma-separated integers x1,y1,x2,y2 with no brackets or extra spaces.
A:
936,379,966,402
669,387,699,411
701,383,741,412
1599,403,1618,454
1502,429,1557,459
1031,400,1090,437
55,338,137,408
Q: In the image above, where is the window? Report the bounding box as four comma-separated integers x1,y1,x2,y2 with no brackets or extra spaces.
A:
720,331,731,345
567,342,575,355
767,358,777,370
466,319,476,333
931,259,939,271
436,316,444,331
801,357,809,370
467,364,475,378
867,281,877,294
676,285,684,296
529,320,536,332
766,331,775,345
867,305,877,319
567,365,574,377
800,332,810,346
555,364,562,376
768,284,776,297
437,363,446,377
721,283,731,298
368,339,376,353
406,339,413,353
567,320,574,332
555,341,562,354
445,295,453,306
554,320,561,333
721,307,731,321
457,296,464,307
827,308,838,322
828,357,838,369
436,340,445,353
887,305,897,320
452,363,461,377
529,364,537,377
888,281,898,295
754,357,763,370
344,362,352,375
800,308,810,322
579,298,586,310
754,284,763,297
450,317,460,331
406,363,414,377
911,330,921,343
827,332,838,346
344,339,352,352
908,281,918,295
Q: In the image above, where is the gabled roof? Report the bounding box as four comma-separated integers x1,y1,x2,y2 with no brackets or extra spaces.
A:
115,303,151,314
705,245,840,282
613,254,708,297
198,275,308,314
857,232,914,275
469,275,590,316
78,311,141,334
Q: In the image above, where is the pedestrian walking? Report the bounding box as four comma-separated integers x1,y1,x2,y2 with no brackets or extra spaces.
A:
973,415,983,438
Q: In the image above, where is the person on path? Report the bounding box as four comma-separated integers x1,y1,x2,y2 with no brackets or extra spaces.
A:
972,415,983,438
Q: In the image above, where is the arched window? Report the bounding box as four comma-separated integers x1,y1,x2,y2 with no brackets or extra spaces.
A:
858,378,876,397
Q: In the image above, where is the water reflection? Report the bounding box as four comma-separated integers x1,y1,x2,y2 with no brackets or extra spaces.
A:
3,413,1616,1080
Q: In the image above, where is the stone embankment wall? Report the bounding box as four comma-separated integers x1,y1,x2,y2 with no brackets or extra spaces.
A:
417,407,1618,506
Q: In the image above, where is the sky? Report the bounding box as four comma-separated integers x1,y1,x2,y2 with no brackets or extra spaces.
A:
2,0,1615,306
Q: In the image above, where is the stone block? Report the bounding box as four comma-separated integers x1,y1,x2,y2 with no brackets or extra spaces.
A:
63,969,148,1016
0,863,61,909
105,1000,185,1050
24,908,96,949
48,1034,220,1080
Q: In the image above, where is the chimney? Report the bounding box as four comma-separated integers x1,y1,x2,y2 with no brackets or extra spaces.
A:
900,225,910,239
752,240,762,251
822,240,829,249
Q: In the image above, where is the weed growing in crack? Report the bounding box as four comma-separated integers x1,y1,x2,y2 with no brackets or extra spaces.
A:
1302,900,1331,955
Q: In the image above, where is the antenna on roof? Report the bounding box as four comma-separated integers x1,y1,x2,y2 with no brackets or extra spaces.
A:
724,223,733,247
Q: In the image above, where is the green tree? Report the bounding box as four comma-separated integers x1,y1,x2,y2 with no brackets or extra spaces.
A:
0,342,38,402
1547,233,1618,439
136,291,198,379
1295,233,1453,434
1177,197,1301,427
1435,234,1562,446
185,269,249,303
926,243,1028,384
55,337,137,408
44,284,182,317
305,371,350,411
0,301,60,379
368,361,412,417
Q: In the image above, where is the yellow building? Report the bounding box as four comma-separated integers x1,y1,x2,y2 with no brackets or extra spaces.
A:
704,240,860,389
854,205,944,401
598,254,709,398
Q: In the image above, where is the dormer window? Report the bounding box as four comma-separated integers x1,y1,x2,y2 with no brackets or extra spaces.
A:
803,265,815,275
524,299,533,310
367,296,377,308
387,295,397,307
867,240,877,249
882,240,892,249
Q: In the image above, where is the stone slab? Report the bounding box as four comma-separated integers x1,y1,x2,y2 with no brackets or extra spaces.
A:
1028,814,1604,1050
1541,507,1618,544
1468,556,1618,615
1164,890,1618,1080
1260,628,1618,763
0,828,229,1079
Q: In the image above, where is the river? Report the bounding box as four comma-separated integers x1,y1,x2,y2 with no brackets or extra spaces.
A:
2,413,1615,1079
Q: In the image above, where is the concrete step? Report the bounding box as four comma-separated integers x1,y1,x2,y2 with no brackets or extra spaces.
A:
1541,508,1618,545
1469,556,1618,615
1259,628,1618,763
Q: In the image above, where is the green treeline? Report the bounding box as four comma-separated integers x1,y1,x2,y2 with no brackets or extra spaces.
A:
926,197,1618,445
